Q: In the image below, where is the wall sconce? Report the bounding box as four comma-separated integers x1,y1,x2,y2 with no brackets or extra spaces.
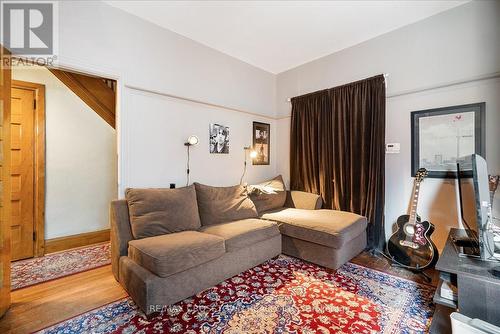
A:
186,135,199,146
240,146,257,184
184,135,199,186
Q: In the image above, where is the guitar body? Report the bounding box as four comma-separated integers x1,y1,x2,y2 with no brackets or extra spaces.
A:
387,214,438,270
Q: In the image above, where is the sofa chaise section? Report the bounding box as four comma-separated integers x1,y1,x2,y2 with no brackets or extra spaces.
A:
261,208,367,269
250,176,367,270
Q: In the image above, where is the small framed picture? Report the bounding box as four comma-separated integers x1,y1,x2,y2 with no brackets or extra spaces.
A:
209,123,229,154
411,103,485,178
252,122,270,165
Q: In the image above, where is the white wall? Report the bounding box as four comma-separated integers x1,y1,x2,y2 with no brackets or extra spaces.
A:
276,1,500,118
124,89,276,188
54,1,278,196
12,65,117,239
275,0,500,249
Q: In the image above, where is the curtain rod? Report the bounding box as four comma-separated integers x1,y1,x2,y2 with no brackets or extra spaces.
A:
286,72,500,102
286,73,388,102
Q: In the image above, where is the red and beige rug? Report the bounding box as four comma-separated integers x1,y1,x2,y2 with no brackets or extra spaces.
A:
11,242,111,290
37,255,435,334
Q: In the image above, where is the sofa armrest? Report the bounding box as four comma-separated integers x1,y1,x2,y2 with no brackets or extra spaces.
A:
284,190,323,210
110,199,133,281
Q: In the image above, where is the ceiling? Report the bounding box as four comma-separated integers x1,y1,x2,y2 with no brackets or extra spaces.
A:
105,1,468,74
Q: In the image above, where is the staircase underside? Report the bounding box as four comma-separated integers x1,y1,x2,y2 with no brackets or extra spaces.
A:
48,69,116,128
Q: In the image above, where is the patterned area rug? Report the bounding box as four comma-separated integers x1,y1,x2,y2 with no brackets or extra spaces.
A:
37,255,435,334
11,243,111,290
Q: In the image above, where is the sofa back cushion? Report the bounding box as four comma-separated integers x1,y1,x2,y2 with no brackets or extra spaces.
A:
248,175,287,214
194,183,258,226
125,185,201,239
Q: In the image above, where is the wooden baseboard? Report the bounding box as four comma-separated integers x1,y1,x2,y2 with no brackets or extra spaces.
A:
44,229,110,254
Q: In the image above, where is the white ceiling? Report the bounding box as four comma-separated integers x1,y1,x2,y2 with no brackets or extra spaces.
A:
105,0,468,74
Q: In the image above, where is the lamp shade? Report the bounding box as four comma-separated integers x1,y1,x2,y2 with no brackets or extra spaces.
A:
250,150,258,159
186,135,199,146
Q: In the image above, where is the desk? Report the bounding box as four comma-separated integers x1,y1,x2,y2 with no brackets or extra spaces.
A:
430,228,500,333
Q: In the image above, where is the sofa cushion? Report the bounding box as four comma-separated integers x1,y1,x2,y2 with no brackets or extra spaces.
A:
125,186,201,239
284,190,323,210
194,183,258,226
128,231,225,277
261,208,367,249
199,219,280,252
248,175,287,214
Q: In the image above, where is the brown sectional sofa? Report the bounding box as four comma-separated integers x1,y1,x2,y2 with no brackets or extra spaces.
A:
110,176,367,314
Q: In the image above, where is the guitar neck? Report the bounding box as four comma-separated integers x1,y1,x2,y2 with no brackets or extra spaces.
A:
408,180,421,225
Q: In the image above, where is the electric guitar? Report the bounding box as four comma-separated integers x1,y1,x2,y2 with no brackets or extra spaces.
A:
387,168,438,270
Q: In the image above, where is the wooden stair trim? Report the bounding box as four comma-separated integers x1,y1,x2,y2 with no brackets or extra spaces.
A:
48,69,116,128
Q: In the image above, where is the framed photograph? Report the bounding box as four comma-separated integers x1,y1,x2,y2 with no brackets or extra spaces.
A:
411,103,485,178
252,121,270,165
209,123,229,154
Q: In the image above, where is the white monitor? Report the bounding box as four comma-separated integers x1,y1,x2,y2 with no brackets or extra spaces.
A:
457,154,495,261
471,154,495,260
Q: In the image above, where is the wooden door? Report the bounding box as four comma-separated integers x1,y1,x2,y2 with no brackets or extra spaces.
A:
10,87,36,261
0,46,12,317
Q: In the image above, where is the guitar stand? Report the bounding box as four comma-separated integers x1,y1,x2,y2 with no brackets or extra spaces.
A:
370,249,432,283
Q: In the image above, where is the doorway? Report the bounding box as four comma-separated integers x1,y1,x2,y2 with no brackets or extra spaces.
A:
0,50,119,319
10,80,45,261
8,62,117,262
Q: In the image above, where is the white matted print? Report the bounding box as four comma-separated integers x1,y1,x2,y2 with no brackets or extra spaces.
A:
209,123,229,154
419,112,475,171
411,103,484,178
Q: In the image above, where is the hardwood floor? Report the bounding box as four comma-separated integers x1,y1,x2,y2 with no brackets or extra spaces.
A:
351,250,440,287
0,250,438,334
0,265,127,334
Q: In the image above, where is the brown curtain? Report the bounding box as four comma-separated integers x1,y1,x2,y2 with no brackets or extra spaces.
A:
290,75,386,249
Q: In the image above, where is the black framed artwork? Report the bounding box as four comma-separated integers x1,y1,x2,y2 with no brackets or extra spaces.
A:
411,103,485,178
252,121,270,165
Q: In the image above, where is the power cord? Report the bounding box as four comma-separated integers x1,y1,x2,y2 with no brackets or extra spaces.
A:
186,145,191,187
240,159,247,185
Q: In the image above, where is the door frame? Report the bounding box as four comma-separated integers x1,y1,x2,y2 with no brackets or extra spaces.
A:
1,45,12,317
11,80,45,257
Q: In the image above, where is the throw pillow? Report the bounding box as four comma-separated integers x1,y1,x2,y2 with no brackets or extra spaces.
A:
125,185,201,239
248,175,287,214
194,183,258,226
